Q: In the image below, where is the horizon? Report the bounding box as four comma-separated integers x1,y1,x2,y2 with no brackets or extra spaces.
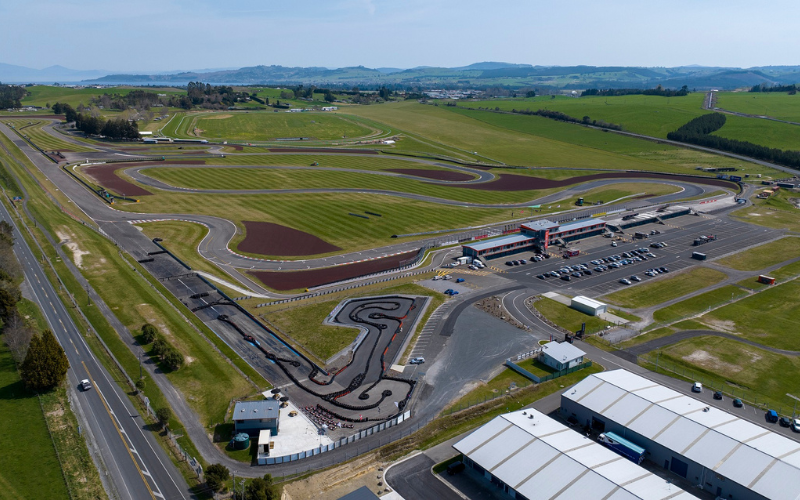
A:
3,0,799,73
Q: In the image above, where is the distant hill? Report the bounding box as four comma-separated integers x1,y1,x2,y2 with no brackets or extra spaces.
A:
2,61,799,90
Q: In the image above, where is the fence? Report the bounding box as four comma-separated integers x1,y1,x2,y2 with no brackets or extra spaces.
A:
506,359,594,384
263,411,411,465
440,381,535,416
166,428,204,480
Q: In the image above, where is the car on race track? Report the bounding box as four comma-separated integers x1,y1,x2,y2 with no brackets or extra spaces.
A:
409,357,425,364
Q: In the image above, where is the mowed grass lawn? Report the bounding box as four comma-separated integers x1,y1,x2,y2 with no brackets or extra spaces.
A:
4,119,96,152
0,343,70,500
189,112,374,141
652,285,749,324
697,278,800,350
204,153,471,174
532,297,611,333
641,335,800,412
603,267,727,309
716,91,800,122
732,191,800,231
267,300,362,362
716,236,800,271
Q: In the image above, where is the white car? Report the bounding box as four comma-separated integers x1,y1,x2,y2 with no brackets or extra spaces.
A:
792,419,800,432
409,357,425,365
80,379,92,391
619,278,631,285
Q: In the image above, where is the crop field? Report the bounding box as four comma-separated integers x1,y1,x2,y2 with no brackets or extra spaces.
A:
169,112,376,141
695,277,800,350
454,93,708,137
640,335,800,413
602,267,727,309
716,236,800,271
0,342,70,500
716,91,800,122
3,119,96,152
712,114,800,151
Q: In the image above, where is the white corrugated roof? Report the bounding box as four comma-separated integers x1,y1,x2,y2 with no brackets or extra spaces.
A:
453,409,696,500
541,341,586,363
572,295,607,309
563,370,800,500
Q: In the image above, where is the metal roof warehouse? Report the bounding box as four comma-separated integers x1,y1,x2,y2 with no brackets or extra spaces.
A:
561,370,800,500
454,408,696,500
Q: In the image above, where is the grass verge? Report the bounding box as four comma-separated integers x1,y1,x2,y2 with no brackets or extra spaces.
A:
532,297,611,333
716,236,800,271
602,267,727,309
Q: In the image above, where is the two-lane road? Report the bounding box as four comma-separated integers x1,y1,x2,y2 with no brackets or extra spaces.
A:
0,200,190,500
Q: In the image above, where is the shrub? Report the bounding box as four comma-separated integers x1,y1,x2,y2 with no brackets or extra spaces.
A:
141,323,158,344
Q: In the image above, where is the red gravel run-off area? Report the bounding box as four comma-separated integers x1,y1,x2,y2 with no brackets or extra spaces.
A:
84,160,203,197
462,171,735,191
249,250,418,291
238,221,341,257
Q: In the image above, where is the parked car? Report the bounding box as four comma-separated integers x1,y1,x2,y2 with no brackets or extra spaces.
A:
713,391,723,400
409,357,425,364
444,289,454,295
630,275,641,282
619,278,631,285
611,241,618,247
450,290,459,295
455,278,465,283
520,259,527,264
537,274,546,280
733,398,744,408
80,379,92,391
560,275,571,281
691,382,702,393
779,416,792,427
792,419,800,432
766,410,779,423
506,261,513,266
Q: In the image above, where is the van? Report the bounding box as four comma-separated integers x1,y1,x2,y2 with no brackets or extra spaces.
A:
692,382,702,393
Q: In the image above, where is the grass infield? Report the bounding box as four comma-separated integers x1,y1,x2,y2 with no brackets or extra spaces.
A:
716,236,800,271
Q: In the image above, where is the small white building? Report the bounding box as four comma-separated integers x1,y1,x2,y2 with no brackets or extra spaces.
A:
321,106,338,111
540,341,585,371
570,295,607,316
139,131,153,136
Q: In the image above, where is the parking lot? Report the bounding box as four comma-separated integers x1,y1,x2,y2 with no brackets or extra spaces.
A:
485,214,780,297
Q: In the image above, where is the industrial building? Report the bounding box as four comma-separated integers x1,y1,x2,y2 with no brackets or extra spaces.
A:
561,369,800,500
540,341,586,371
233,400,280,437
453,408,697,500
571,295,608,316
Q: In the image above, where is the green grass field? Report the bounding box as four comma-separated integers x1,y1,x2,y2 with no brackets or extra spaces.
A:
716,91,800,122
454,93,709,138
267,300,361,362
172,112,375,142
603,267,727,309
640,335,800,413
532,297,611,333
205,153,470,173
0,342,70,500
716,236,800,271
712,114,800,151
19,85,183,109
695,277,800,350
652,285,749,324
4,119,96,152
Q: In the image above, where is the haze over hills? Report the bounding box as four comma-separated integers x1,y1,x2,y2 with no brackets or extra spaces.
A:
2,61,800,90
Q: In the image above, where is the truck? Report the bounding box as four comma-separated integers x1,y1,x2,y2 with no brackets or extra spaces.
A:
634,231,649,239
597,432,645,464
456,256,471,265
563,249,580,258
691,252,707,260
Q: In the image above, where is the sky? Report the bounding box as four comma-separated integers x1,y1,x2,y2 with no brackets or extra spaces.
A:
2,0,799,72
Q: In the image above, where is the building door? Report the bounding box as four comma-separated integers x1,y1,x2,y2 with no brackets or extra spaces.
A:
669,457,688,478
591,417,605,432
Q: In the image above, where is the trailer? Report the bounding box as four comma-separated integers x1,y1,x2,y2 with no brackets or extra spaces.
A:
597,432,645,464
634,232,649,239
563,249,580,258
758,275,776,285
692,252,707,260
456,256,471,265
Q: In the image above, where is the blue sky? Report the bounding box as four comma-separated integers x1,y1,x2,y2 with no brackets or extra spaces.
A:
2,0,798,72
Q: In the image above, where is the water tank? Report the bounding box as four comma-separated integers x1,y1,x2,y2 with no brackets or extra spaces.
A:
231,433,250,450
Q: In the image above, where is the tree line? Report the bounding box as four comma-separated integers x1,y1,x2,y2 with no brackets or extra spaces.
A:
140,323,184,371
51,102,140,140
0,83,26,109
582,85,689,97
510,108,623,130
749,83,797,94
667,112,800,170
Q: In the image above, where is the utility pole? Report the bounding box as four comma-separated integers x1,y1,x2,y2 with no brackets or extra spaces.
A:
139,352,142,380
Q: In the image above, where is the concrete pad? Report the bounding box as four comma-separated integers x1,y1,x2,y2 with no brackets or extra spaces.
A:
259,397,333,457
597,311,629,325
542,292,571,305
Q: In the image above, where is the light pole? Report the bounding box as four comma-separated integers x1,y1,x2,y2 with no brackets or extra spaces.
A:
787,393,800,417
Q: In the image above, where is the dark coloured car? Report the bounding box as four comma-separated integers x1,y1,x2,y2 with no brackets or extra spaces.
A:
560,275,571,281
584,270,592,275
506,261,513,266
713,391,723,400
779,416,792,427
537,274,546,280
733,398,744,408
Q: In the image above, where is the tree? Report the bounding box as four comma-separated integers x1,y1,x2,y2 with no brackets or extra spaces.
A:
244,474,278,500
324,90,335,103
205,463,230,492
141,323,157,344
151,336,167,357
162,347,184,370
0,281,21,320
156,407,171,429
526,90,536,98
2,311,34,363
135,378,146,393
20,330,69,391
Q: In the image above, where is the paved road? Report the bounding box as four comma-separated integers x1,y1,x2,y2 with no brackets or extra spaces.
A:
385,454,461,500
624,329,800,357
0,200,190,500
